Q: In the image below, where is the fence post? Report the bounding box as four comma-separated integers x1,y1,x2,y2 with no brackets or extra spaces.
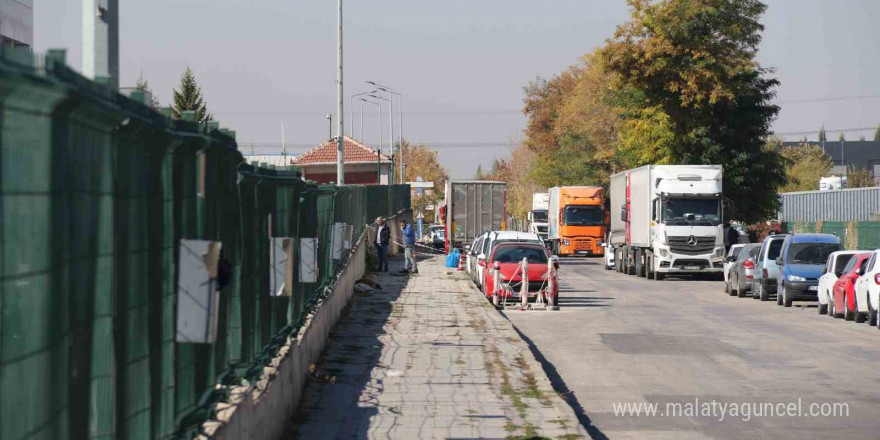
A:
521,257,529,307
492,261,500,306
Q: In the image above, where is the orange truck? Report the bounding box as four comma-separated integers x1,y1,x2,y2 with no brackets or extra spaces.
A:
547,186,606,257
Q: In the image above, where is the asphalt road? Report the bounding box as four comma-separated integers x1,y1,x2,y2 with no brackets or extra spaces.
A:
503,258,880,440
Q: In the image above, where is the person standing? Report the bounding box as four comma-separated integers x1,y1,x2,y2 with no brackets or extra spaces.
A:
374,217,390,272
399,218,418,274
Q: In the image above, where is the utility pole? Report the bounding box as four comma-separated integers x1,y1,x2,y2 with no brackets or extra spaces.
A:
281,122,286,158
82,0,119,89
336,0,345,184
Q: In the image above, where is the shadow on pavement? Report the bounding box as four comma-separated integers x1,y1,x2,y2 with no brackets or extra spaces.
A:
502,317,610,440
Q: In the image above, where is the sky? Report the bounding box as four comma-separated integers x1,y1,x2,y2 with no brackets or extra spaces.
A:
35,0,880,179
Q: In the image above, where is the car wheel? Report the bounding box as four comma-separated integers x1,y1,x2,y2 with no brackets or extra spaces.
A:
867,300,876,326
829,298,836,318
782,285,793,308
844,293,854,321
724,280,731,295
855,294,866,323
818,300,828,315
776,284,784,306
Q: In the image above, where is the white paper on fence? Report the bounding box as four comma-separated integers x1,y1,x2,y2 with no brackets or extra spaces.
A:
332,223,346,260
176,239,222,344
300,237,318,283
270,237,294,297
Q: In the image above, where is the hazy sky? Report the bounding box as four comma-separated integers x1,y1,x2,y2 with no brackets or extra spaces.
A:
36,0,880,178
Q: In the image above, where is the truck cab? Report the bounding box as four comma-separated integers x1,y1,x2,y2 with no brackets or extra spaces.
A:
528,192,550,242
548,187,606,257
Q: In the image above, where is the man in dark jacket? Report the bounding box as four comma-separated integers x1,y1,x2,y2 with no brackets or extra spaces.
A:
374,217,390,272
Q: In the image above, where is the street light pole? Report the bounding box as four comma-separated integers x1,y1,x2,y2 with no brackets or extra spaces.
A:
368,82,404,183
349,90,374,139
336,0,344,184
369,94,393,177
360,98,382,155
325,114,332,141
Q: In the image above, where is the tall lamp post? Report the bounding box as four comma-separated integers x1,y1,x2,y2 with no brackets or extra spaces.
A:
367,81,404,183
335,0,344,184
325,114,333,140
360,98,383,156
349,90,373,139
369,94,394,174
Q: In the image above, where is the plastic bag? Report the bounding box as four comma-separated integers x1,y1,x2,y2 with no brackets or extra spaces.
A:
445,248,460,267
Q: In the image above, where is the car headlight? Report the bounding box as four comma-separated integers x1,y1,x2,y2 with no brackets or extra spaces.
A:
788,275,806,282
659,248,669,258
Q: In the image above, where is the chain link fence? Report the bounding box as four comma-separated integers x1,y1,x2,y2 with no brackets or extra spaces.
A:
0,48,409,440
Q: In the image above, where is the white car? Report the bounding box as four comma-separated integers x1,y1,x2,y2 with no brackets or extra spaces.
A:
817,251,863,315
857,250,880,326
466,233,488,283
603,243,615,270
723,244,747,287
476,231,544,292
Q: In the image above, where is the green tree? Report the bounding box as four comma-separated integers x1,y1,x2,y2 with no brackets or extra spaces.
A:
846,166,876,188
838,132,845,142
819,126,826,142
172,67,212,122
874,124,880,141
135,75,160,109
598,0,785,223
775,139,832,192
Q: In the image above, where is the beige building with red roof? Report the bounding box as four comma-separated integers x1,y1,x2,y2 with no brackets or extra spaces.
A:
292,136,392,185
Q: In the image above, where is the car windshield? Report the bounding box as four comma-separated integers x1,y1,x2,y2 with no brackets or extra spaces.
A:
563,206,603,226
662,198,721,226
492,246,548,264
842,255,861,273
532,210,548,222
786,243,841,265
766,239,784,260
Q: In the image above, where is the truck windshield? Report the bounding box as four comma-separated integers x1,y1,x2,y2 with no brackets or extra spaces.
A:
786,243,841,265
564,206,603,226
531,210,548,222
662,198,721,226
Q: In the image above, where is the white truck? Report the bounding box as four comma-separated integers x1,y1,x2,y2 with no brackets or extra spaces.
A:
528,192,549,240
609,165,725,280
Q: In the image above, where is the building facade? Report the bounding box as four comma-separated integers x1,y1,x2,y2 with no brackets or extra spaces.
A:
0,0,33,48
783,140,880,180
293,136,392,185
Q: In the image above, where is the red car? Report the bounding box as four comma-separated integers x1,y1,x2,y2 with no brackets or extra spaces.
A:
831,253,872,320
480,243,559,305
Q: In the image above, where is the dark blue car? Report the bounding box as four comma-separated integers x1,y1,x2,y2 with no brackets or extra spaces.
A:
776,233,842,307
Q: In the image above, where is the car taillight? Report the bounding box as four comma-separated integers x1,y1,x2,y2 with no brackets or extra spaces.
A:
763,268,768,278
743,260,754,269
875,273,880,285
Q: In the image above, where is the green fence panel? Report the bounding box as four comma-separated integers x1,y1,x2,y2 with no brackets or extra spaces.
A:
856,222,880,249
820,222,847,242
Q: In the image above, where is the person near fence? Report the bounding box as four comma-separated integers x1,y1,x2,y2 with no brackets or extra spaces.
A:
375,216,390,272
399,218,418,274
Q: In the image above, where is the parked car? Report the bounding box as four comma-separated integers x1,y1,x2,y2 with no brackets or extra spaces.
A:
431,228,446,250
831,253,872,321
723,243,747,291
855,250,880,326
726,243,760,297
466,233,489,284
475,231,545,290
603,242,615,270
775,233,842,307
480,242,559,305
817,251,863,315
752,234,788,301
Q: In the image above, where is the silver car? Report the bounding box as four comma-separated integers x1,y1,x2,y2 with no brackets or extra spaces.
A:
751,234,788,301
726,244,760,298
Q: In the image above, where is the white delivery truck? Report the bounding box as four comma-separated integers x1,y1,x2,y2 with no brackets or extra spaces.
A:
609,165,725,280
528,192,550,240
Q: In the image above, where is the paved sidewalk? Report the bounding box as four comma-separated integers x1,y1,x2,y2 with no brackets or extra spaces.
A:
290,255,585,439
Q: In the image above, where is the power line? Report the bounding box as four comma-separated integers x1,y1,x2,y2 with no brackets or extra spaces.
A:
775,94,880,105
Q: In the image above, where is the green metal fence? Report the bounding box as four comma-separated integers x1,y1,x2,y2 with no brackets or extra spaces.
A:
781,221,880,251
0,48,410,440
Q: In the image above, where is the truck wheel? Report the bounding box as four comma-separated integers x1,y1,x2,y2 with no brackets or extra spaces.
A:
617,249,624,273
653,268,665,281
646,254,653,279
634,249,644,277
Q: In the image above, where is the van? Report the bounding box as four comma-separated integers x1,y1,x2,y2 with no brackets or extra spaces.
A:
751,234,788,301
775,233,842,307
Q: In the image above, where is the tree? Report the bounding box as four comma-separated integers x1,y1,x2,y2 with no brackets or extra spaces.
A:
874,124,880,142
172,67,213,122
838,132,845,142
846,166,876,188
394,141,448,223
774,139,832,192
135,75,160,109
597,0,785,223
475,164,484,179
819,126,826,142
487,145,542,220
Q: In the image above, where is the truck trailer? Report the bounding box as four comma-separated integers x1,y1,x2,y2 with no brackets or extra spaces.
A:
442,181,507,252
528,192,550,241
547,186,606,257
609,165,725,280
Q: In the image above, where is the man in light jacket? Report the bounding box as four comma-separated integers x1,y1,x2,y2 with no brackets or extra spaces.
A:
374,217,390,272
399,218,418,274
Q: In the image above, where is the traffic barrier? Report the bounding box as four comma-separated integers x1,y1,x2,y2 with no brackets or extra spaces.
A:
492,261,501,306
521,257,529,307
0,48,410,440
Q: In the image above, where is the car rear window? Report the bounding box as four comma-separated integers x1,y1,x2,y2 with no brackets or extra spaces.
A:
786,243,841,265
834,254,855,273
842,255,861,273
767,239,784,260
493,246,548,264
730,247,743,259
